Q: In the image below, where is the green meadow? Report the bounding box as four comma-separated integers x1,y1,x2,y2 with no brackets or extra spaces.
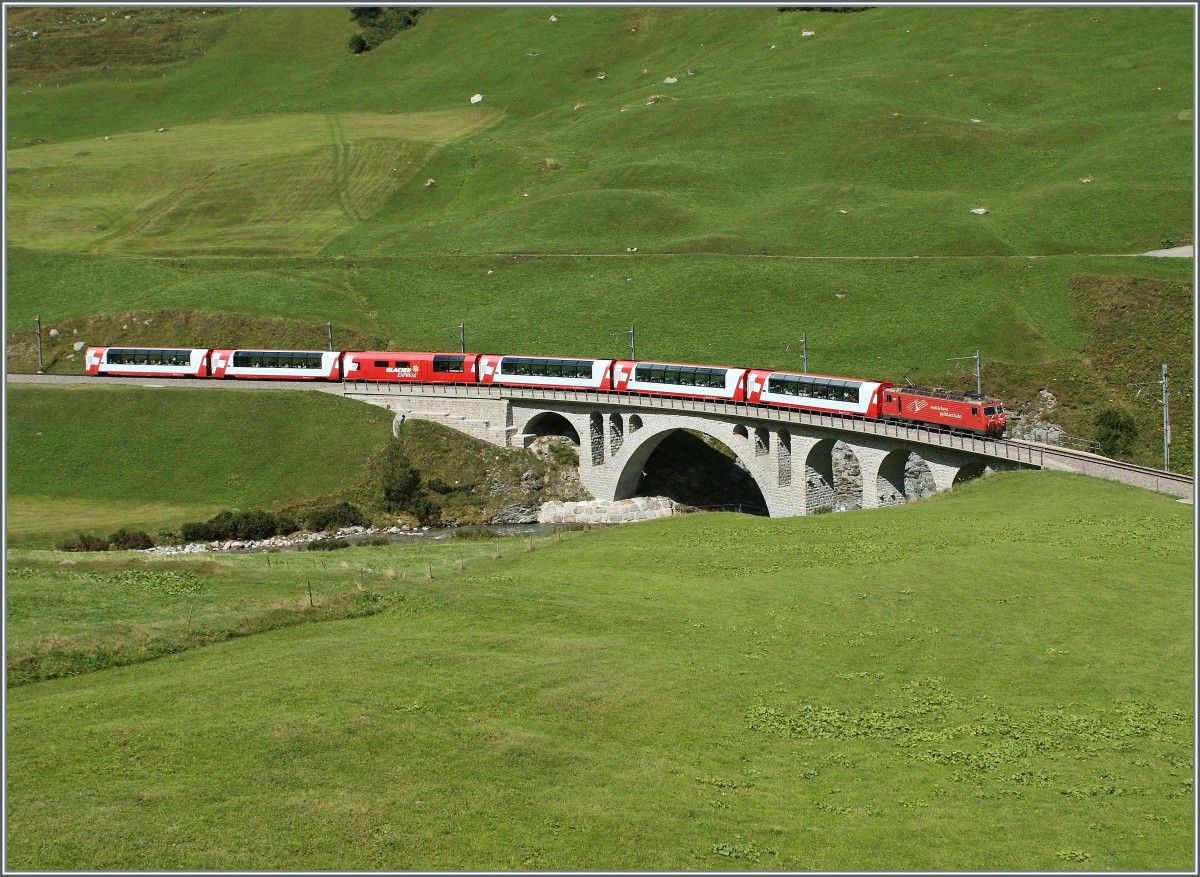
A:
5,473,1193,871
4,6,1194,870
5,5,1193,473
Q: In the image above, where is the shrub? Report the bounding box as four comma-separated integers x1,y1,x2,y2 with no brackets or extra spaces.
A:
451,526,495,541
181,510,281,543
306,537,349,551
347,6,425,54
108,528,154,550
1095,407,1138,458
550,442,579,465
273,509,301,536
181,520,221,543
407,494,441,527
208,509,280,540
59,533,109,552
380,440,423,510
305,501,365,533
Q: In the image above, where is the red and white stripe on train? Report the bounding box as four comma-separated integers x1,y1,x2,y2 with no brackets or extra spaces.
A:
84,346,1008,437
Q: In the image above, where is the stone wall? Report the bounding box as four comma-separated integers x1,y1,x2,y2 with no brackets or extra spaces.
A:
538,496,678,525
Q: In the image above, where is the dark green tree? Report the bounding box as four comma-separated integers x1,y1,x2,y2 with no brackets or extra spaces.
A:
347,7,426,54
1095,407,1138,458
379,439,440,525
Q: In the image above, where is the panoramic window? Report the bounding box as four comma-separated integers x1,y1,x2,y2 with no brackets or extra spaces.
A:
233,351,323,369
767,375,861,404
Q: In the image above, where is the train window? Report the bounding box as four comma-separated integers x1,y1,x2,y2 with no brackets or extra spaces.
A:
984,406,996,416
971,407,979,416
767,375,860,403
637,364,725,387
106,348,192,366
233,351,323,369
433,356,465,373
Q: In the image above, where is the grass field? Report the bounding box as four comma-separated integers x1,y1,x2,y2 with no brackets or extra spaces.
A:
4,7,1192,470
5,472,1192,870
5,384,393,513
7,110,502,256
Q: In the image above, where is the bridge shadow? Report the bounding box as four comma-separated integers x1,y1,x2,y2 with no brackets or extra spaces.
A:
626,429,770,516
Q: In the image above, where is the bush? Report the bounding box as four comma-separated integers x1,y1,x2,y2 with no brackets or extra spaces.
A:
108,528,154,550
305,501,365,533
1096,407,1138,458
407,494,441,527
306,537,349,551
59,533,109,552
380,440,423,510
208,509,281,540
273,509,301,536
181,520,220,543
549,442,579,465
347,6,425,54
451,526,495,541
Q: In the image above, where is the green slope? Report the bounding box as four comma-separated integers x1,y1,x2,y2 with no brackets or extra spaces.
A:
5,384,393,506
8,7,1192,257
5,473,1193,870
4,6,1194,467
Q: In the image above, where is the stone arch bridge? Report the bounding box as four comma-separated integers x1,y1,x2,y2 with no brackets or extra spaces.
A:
343,382,1193,516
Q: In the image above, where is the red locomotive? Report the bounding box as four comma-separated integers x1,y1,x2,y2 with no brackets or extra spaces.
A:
880,385,1006,437
84,345,1006,437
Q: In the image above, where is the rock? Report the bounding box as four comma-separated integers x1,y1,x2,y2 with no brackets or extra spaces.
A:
48,328,59,337
596,72,606,80
663,76,678,84
73,341,85,351
537,497,677,525
971,207,989,215
424,178,437,188
470,93,483,104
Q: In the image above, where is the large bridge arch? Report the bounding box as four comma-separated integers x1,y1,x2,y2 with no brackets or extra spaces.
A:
611,425,771,514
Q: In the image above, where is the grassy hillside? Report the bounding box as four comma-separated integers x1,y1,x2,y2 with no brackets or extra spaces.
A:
4,384,395,546
7,7,1191,258
5,472,1192,870
6,384,393,506
5,5,1192,473
5,384,585,547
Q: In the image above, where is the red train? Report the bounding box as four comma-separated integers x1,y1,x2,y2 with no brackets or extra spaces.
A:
84,346,1007,437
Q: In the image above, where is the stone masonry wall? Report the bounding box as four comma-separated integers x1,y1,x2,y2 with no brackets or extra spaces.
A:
538,496,678,525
